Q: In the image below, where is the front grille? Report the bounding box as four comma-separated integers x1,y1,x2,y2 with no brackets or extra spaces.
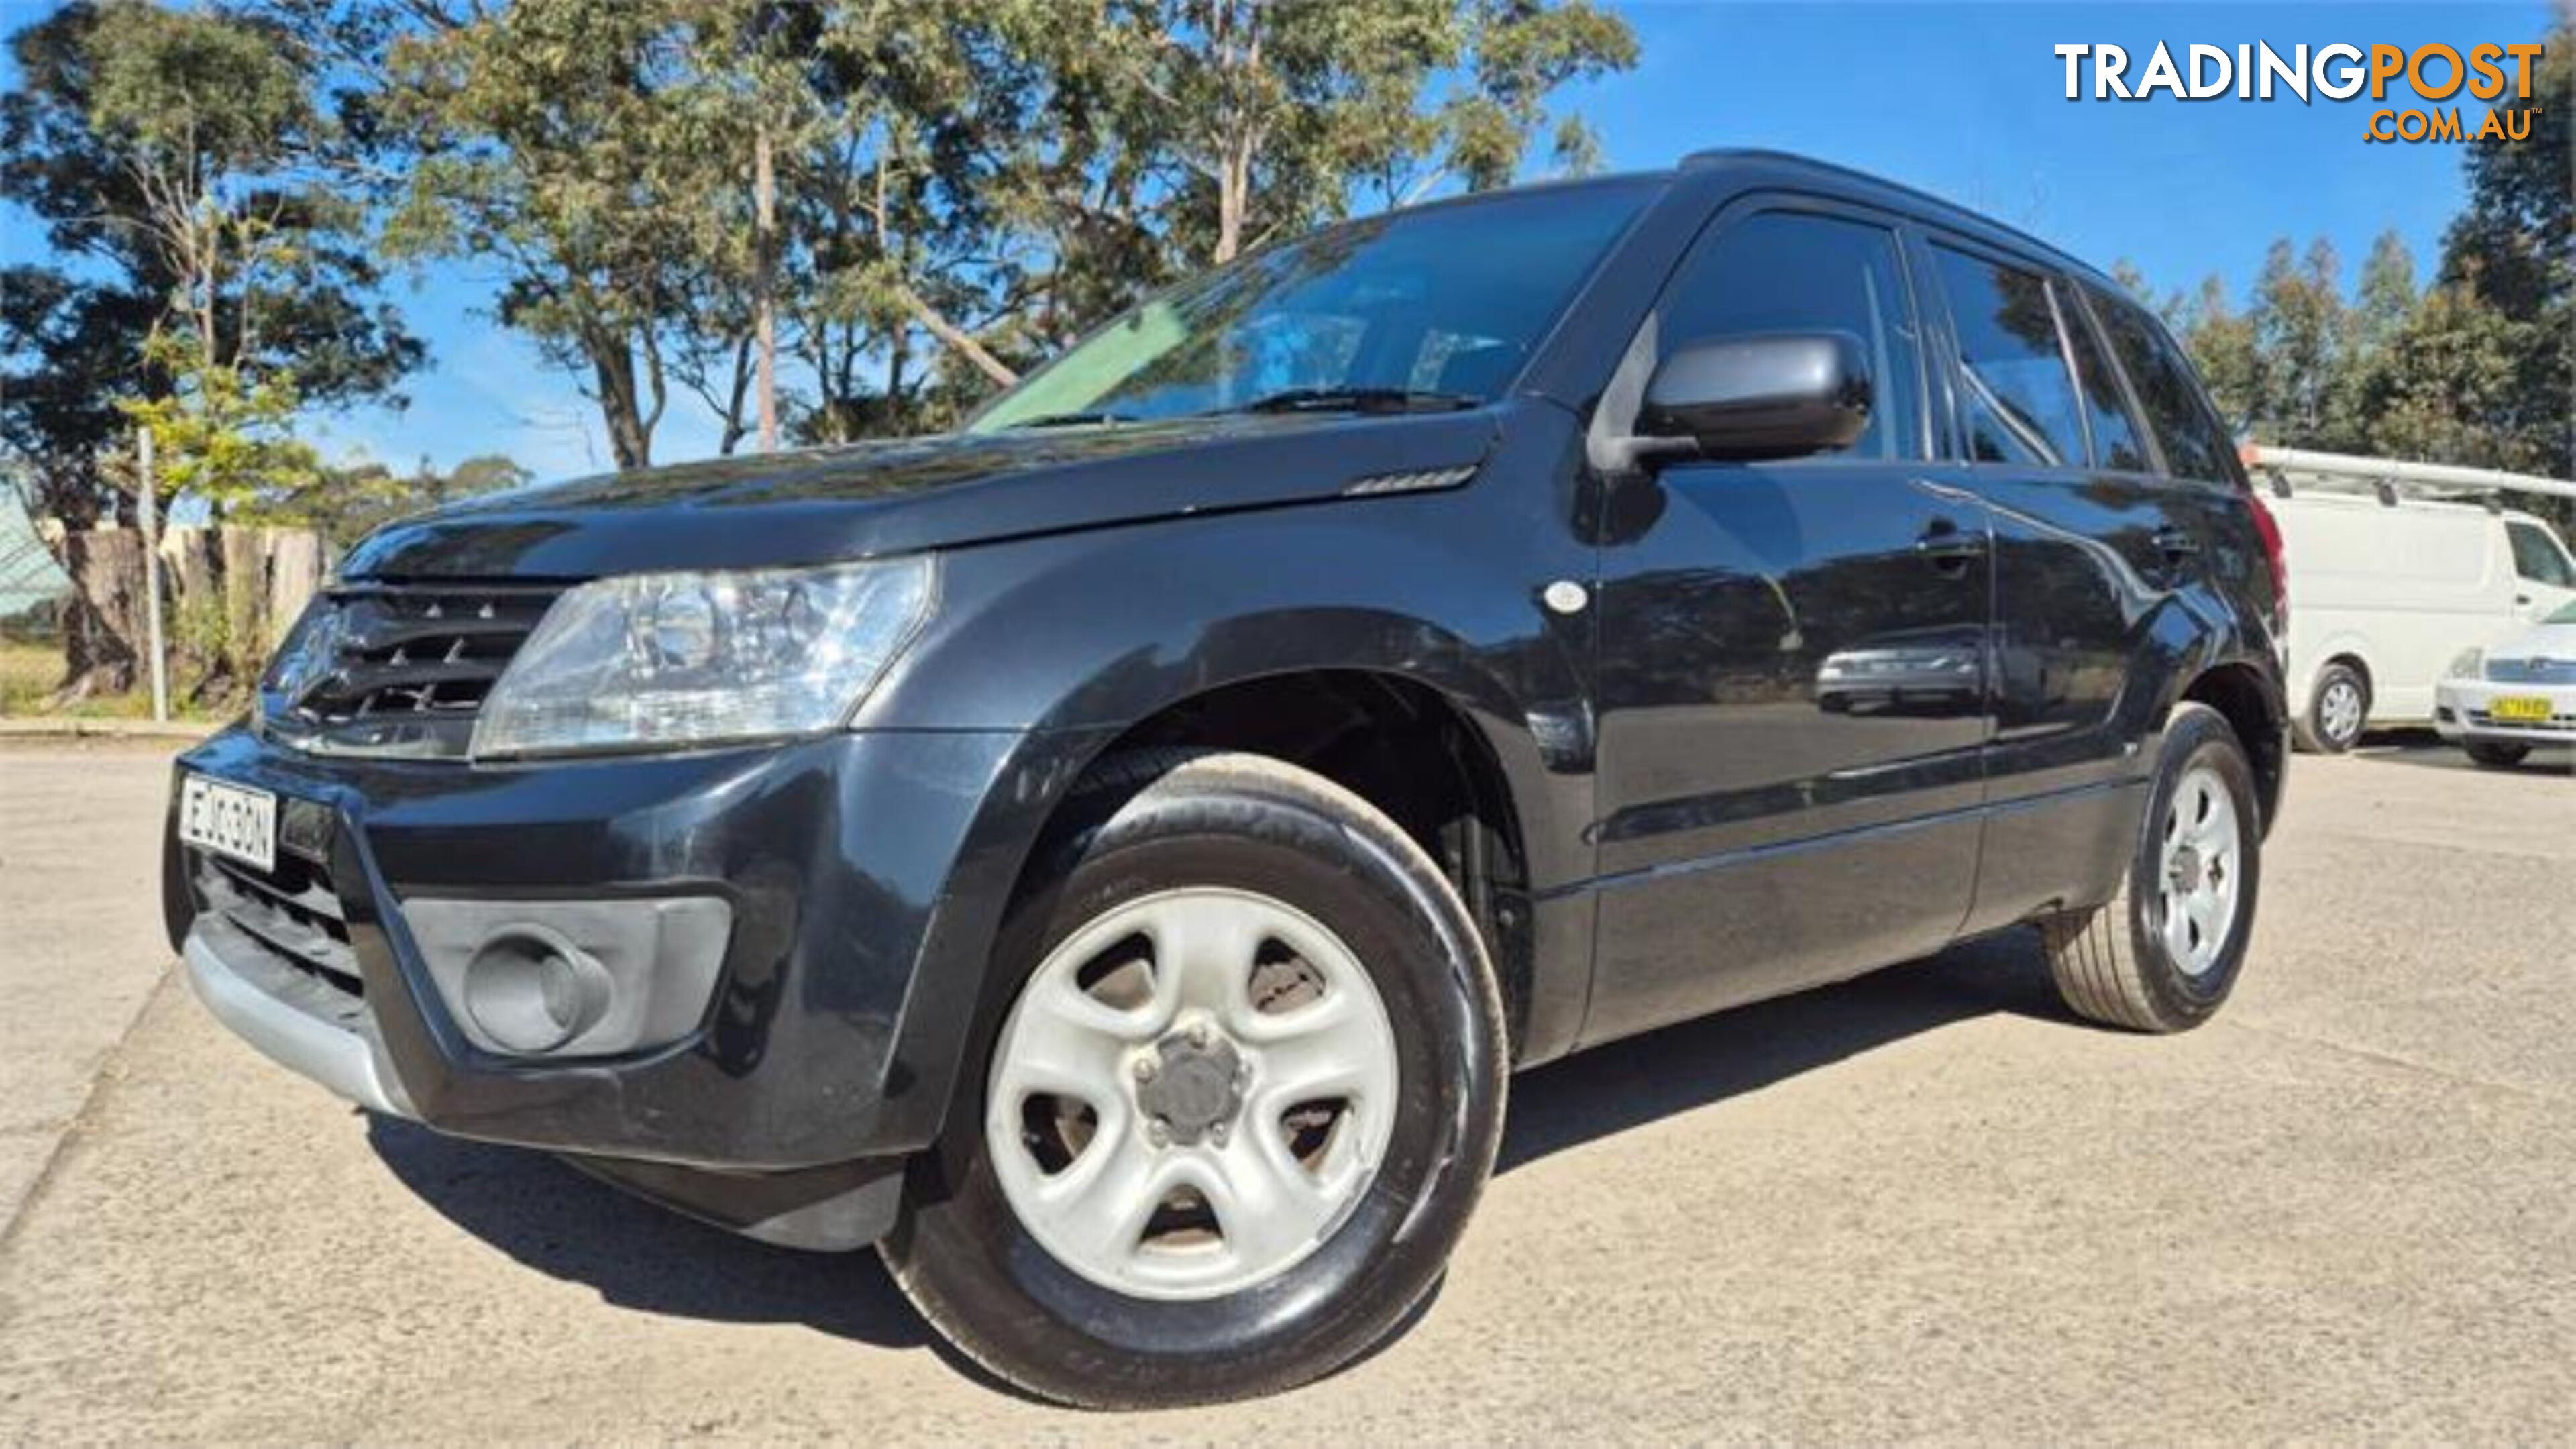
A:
287,583,559,722
191,849,362,1000
263,582,561,757
2487,656,2576,685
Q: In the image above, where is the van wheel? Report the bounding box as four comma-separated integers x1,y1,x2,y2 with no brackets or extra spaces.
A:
2039,703,2261,1033
2296,663,2369,753
2464,741,2530,768
879,751,1508,1409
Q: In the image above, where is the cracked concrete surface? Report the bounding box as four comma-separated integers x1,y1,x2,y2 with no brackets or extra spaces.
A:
1,735,2569,1442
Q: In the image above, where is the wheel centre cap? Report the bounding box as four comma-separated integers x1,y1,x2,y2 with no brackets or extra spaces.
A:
1136,1030,1245,1144
2168,842,2205,894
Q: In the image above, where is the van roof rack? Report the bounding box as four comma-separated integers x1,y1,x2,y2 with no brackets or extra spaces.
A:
2240,445,2576,508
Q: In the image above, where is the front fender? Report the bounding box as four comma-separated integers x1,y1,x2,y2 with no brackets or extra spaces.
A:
850,479,1601,1139
856,475,1599,893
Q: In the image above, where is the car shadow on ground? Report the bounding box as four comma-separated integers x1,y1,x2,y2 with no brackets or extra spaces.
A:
1498,925,2071,1172
365,922,2077,1357
366,1112,938,1348
2346,727,2575,775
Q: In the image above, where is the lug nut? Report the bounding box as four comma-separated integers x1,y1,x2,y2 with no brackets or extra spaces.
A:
1146,1118,1171,1147
1210,1122,1230,1146
1189,1022,1212,1049
1133,1057,1158,1082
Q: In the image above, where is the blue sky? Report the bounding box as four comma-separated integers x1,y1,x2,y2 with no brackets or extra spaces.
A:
2,0,2555,481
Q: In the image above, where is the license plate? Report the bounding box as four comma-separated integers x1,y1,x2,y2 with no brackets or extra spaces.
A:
2491,696,2555,723
178,775,277,873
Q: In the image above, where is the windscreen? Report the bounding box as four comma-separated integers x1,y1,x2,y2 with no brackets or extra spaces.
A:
971,181,1657,431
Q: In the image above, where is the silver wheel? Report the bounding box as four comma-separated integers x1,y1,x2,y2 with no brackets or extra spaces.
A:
2318,676,2364,745
2154,764,2243,977
984,885,1400,1301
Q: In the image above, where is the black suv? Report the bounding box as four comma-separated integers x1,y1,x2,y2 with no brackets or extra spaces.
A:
166,150,2288,1408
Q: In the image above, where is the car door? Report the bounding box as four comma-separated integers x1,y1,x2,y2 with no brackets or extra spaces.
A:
1581,201,1992,1046
2506,517,2576,623
1917,242,2230,935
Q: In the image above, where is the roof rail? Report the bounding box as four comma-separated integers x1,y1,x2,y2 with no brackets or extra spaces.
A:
1676,148,2090,279
2239,445,2576,505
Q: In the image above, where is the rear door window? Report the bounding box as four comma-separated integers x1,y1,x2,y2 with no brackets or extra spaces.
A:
1659,209,1926,461
2060,292,2153,472
2088,287,2239,483
1929,247,2087,468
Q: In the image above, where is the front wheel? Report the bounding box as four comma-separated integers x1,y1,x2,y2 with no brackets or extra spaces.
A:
880,751,1508,1409
2040,702,2263,1032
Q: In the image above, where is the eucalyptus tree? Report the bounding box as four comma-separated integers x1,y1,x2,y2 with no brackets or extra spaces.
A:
374,0,722,470
1,0,419,525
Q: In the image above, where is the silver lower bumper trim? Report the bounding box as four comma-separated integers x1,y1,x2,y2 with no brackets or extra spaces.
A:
183,921,416,1118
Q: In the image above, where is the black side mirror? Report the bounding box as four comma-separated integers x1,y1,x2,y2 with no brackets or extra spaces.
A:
1636,331,1873,462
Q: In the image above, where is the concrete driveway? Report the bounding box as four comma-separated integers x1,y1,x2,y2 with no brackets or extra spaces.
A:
3,735,2571,1442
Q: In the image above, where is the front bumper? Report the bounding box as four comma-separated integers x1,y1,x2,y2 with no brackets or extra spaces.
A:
166,723,1099,1184
2432,678,2576,746
184,915,413,1117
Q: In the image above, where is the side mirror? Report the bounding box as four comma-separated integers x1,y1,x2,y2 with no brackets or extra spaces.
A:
1636,331,1873,462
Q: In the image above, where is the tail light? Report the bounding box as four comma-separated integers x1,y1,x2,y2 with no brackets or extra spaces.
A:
2245,488,2288,629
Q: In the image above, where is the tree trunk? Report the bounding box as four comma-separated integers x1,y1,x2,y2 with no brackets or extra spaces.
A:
887,324,909,435
50,525,325,707
755,119,779,452
587,330,654,470
56,529,146,701
1214,133,1252,263
1209,3,1260,264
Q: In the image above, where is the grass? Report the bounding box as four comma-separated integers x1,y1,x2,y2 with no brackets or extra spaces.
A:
0,637,232,721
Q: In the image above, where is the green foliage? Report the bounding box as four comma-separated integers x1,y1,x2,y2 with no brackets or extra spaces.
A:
0,0,423,527
320,0,1635,460
82,0,314,166
2138,17,2567,532
262,453,531,547
2436,21,2571,486
117,331,322,517
375,0,714,469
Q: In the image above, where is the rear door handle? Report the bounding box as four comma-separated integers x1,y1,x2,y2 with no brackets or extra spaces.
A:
2152,526,2202,561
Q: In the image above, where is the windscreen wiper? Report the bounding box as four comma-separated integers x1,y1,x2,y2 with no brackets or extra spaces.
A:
1008,410,1142,429
1230,388,1480,416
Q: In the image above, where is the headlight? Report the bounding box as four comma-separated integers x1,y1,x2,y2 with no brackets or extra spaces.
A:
2447,647,2485,681
470,557,935,759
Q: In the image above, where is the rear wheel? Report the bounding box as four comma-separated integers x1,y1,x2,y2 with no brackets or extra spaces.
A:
2464,740,2531,768
2041,703,2261,1032
880,751,1507,1409
2297,661,2369,753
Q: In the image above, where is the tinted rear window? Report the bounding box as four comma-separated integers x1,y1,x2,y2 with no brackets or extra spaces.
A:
2088,287,2238,484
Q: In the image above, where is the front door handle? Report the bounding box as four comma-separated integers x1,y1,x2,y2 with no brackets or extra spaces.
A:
1915,520,1986,570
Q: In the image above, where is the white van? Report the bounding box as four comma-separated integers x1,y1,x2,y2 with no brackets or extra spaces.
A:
2265,473,2576,751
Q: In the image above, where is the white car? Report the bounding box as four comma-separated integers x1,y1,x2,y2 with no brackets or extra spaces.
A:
2271,489,2576,752
2436,600,2576,767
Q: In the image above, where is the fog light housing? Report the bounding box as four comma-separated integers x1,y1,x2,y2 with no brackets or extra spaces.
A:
462,926,614,1052
400,895,733,1059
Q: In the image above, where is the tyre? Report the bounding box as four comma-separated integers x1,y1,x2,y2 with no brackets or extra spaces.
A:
2464,740,2531,768
2040,702,2262,1033
880,751,1509,1409
2296,661,2369,753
